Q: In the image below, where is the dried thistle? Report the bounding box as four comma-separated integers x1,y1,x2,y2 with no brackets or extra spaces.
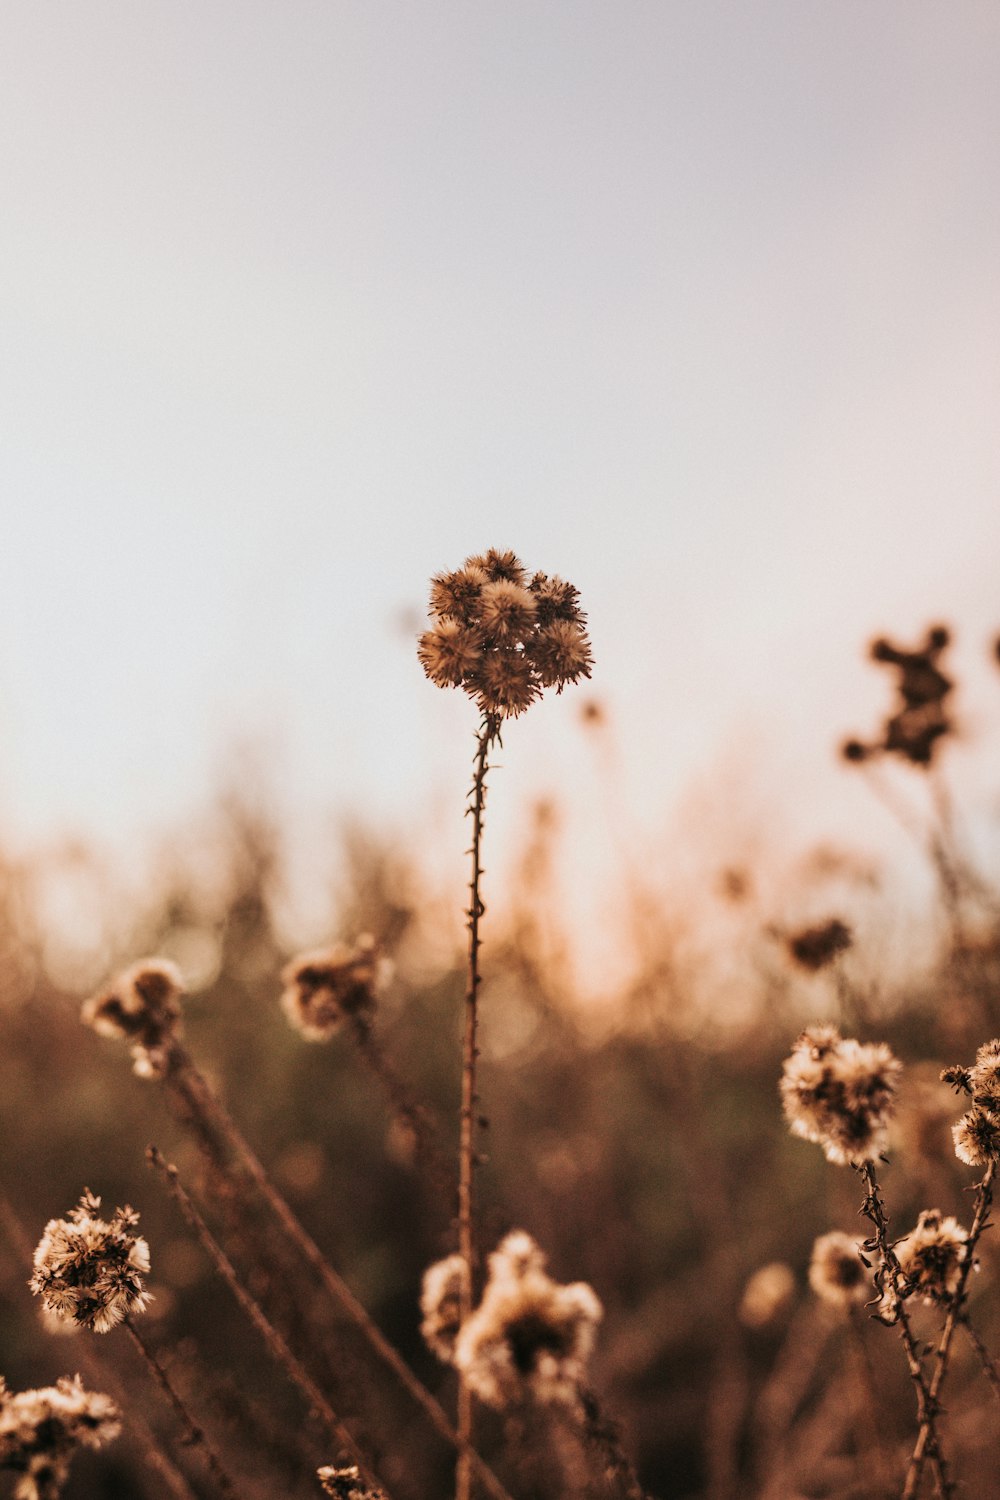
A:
418,549,592,718
953,1108,1000,1166
280,937,379,1041
0,1374,120,1500
786,918,852,972
808,1231,870,1309
896,1210,969,1304
842,625,954,768
780,1026,902,1165
29,1190,151,1334
317,1465,387,1499
82,958,184,1078
453,1231,603,1410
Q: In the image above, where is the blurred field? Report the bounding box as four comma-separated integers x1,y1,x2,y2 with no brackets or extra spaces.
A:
3,670,1000,1499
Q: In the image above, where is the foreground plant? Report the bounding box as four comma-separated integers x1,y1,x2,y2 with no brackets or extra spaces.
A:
418,548,593,1499
0,1374,120,1500
29,1190,241,1499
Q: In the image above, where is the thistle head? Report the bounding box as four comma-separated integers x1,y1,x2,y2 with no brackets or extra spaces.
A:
29,1191,152,1334
82,959,184,1078
418,550,592,720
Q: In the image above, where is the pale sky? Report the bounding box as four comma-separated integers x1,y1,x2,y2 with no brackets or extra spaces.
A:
2,3,1000,925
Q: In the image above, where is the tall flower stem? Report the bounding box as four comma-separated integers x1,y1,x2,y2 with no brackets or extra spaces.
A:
902,1159,996,1499
122,1316,243,1500
457,714,499,1500
858,1162,950,1497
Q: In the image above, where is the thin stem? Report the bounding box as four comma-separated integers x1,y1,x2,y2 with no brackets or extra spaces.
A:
146,1146,390,1497
457,714,498,1500
857,1161,951,1498
161,1045,514,1500
961,1314,1000,1405
122,1316,243,1500
578,1384,651,1500
903,1159,996,1498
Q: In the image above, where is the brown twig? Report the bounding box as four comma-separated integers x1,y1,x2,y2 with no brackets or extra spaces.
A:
857,1161,951,1497
457,715,499,1500
146,1145,390,1497
159,1043,514,1500
961,1313,1000,1404
902,1159,996,1497
122,1316,243,1500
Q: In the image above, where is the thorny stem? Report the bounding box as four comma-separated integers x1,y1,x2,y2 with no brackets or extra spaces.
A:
146,1146,392,1498
960,1313,1000,1404
162,1044,514,1500
122,1316,243,1500
857,1161,950,1498
903,1159,996,1498
457,714,499,1500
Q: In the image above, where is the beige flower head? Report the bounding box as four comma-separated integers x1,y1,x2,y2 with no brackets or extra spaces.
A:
780,1026,902,1165
953,1107,1000,1167
280,937,379,1042
418,551,592,720
419,1253,468,1363
0,1375,120,1500
82,958,184,1079
739,1262,796,1328
808,1232,869,1309
30,1191,152,1334
454,1231,602,1410
317,1466,386,1499
897,1210,968,1303
969,1039,1000,1114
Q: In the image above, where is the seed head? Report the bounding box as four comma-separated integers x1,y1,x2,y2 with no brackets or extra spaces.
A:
419,1253,468,1363
897,1210,968,1303
82,959,184,1078
780,1026,902,1165
0,1375,120,1500
969,1038,1000,1114
786,919,853,972
30,1191,152,1334
808,1232,869,1309
418,551,592,720
280,937,379,1042
454,1231,602,1409
317,1466,386,1499
844,625,954,768
953,1107,1000,1166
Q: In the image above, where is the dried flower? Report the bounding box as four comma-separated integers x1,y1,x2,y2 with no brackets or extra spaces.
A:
897,1210,969,1303
418,551,592,720
969,1038,1000,1113
280,937,379,1041
0,1374,120,1500
453,1231,602,1409
317,1465,386,1499
786,919,853,972
739,1262,796,1328
420,1253,468,1363
843,625,954,768
780,1026,902,1165
953,1107,1000,1166
30,1191,152,1334
82,959,184,1078
808,1232,869,1309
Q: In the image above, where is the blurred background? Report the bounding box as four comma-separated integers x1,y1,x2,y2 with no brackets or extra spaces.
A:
3,3,1000,1496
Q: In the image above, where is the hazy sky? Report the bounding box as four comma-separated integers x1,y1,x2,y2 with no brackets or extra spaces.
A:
2,3,1000,905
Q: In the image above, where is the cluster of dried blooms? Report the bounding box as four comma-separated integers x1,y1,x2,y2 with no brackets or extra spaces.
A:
81,958,184,1079
30,1191,151,1334
808,1231,870,1310
896,1210,968,1304
422,1231,602,1410
780,1026,902,1165
842,625,953,767
316,1464,386,1499
280,937,380,1042
943,1038,1000,1166
417,549,592,719
0,1375,120,1500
